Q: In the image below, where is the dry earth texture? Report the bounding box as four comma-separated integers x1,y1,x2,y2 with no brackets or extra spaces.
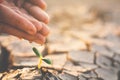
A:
0,0,120,80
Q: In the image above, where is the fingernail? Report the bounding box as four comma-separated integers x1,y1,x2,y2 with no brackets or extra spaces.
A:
36,34,46,43
43,13,50,24
28,25,37,35
40,23,50,36
40,0,47,10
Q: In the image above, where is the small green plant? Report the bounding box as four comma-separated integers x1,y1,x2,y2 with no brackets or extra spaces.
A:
32,47,52,69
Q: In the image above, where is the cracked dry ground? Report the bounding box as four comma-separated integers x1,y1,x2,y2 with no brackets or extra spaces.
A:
0,1,120,80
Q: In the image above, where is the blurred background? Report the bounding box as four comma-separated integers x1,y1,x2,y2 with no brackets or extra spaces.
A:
45,0,120,53
0,0,120,65
0,0,120,66
47,0,120,23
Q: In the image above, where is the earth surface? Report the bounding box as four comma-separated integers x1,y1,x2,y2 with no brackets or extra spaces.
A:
0,0,120,80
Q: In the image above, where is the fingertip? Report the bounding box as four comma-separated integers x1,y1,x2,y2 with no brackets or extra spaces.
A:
36,33,46,44
30,19,43,31
27,26,37,35
44,13,50,24
39,0,47,10
21,18,37,35
30,0,47,10
24,2,49,24
40,23,50,36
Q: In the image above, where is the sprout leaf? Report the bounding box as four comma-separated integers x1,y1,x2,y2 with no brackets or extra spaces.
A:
42,58,52,64
32,47,42,57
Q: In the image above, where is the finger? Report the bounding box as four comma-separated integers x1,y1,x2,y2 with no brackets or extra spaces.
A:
18,8,50,35
0,23,46,44
14,0,25,7
39,23,50,36
29,0,47,10
23,2,49,24
0,0,3,3
0,4,37,35
30,18,43,31
23,14,50,36
19,9,43,31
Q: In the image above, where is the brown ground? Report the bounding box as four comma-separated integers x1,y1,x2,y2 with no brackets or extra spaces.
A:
0,0,120,80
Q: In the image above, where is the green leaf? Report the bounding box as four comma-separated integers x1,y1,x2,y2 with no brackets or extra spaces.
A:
42,58,52,64
32,47,42,57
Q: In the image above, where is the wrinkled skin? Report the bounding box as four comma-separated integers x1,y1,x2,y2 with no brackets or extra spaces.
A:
0,0,50,44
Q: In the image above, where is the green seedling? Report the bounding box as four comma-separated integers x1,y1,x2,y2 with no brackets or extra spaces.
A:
42,58,52,64
32,47,52,69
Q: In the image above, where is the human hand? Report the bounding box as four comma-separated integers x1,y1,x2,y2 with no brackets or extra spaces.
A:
0,0,50,44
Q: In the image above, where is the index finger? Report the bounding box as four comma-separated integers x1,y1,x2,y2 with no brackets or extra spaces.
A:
29,0,47,10
0,4,37,35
